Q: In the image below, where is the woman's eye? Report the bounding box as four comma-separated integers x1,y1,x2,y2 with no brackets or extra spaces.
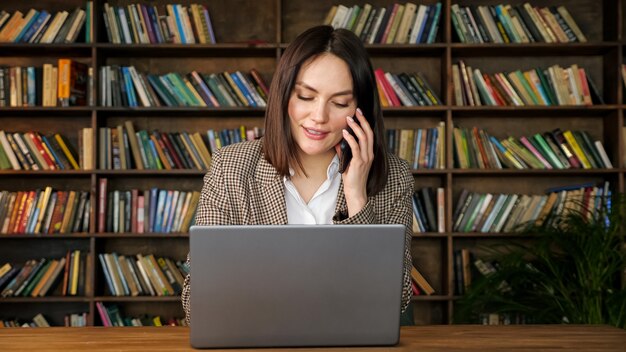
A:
297,95,313,101
333,102,349,108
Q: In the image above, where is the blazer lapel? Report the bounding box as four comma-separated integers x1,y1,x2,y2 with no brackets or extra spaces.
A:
334,180,347,216
252,155,288,225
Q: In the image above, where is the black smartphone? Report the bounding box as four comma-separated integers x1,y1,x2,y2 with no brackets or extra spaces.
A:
338,123,358,174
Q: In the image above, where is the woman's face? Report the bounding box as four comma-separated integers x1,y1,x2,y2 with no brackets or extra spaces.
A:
287,53,357,160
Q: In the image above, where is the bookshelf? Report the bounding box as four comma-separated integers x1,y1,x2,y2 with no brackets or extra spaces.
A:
0,0,624,326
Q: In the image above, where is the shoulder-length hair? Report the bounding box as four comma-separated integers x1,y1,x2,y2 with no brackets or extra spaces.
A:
263,25,389,196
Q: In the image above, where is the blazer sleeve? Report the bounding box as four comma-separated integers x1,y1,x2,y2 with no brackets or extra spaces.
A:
182,149,231,325
332,158,414,314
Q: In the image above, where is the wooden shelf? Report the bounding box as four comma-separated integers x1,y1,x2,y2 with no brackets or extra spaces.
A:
450,106,619,117
94,170,206,177
0,233,92,239
92,233,189,238
449,169,620,175
0,170,93,176
0,297,90,303
96,43,278,57
0,0,623,327
94,106,266,117
450,42,619,56
411,295,451,302
0,107,93,116
94,296,181,302
0,43,93,57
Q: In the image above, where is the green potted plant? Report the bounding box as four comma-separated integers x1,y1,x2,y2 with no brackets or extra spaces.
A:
455,195,626,328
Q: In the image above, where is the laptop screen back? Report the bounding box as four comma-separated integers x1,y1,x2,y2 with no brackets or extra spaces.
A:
189,224,406,348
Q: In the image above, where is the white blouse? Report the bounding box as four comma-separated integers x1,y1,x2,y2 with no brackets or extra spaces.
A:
283,155,341,224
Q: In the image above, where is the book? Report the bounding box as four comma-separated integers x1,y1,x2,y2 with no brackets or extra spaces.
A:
410,265,435,295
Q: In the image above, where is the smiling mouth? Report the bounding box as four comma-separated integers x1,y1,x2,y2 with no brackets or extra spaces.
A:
304,127,327,135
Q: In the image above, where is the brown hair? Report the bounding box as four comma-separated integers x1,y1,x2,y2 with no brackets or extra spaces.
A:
263,25,389,196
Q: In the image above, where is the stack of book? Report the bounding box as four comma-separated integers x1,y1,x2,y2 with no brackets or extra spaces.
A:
453,126,613,170
0,188,91,235
324,2,442,44
99,66,268,108
1,312,88,327
97,179,199,234
410,264,435,296
0,3,92,44
452,61,602,106
452,248,512,295
387,122,445,169
0,131,81,171
97,122,263,170
65,313,88,327
96,302,186,327
451,3,586,44
1,313,53,328
0,250,89,298
103,2,215,44
453,248,530,325
375,69,441,107
98,253,187,297
453,61,601,106
452,181,611,234
0,60,92,107
412,187,445,233
206,127,264,154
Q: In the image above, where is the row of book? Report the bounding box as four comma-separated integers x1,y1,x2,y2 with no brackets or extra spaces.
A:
0,189,91,235
451,3,586,44
0,250,89,298
375,69,442,107
98,181,199,234
387,123,445,170
0,3,93,44
453,249,532,325
3,125,614,173
453,248,510,296
0,313,53,328
0,124,266,172
0,131,80,171
453,61,603,106
100,65,269,108
0,126,615,173
1,61,608,109
452,181,611,234
479,313,530,325
100,122,251,170
412,187,445,234
97,302,186,327
453,127,613,170
410,264,434,296
324,2,441,45
99,122,263,171
103,2,215,44
205,127,265,154
0,61,92,107
99,253,187,297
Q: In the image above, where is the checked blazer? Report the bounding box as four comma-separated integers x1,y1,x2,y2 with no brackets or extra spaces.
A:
182,138,414,325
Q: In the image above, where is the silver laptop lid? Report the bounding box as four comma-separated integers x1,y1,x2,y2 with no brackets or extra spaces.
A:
189,224,405,348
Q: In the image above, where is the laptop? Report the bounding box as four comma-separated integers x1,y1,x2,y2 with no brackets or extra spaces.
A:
189,224,406,348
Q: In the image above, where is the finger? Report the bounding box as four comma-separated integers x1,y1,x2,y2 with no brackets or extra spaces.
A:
346,115,368,159
355,108,374,145
342,128,361,162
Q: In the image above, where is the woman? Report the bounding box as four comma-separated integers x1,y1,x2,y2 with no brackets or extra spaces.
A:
182,25,414,324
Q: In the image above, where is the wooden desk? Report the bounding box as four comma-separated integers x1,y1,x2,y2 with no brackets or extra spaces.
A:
0,325,624,351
